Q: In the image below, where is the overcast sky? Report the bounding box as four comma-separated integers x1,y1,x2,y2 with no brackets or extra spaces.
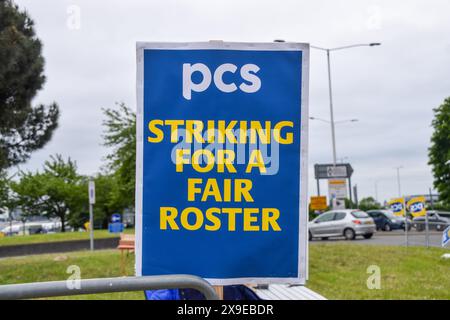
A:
12,0,450,203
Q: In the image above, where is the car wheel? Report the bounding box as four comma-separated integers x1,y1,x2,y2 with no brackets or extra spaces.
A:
344,228,356,240
436,224,442,231
384,223,391,231
363,233,373,239
321,237,329,241
309,231,312,241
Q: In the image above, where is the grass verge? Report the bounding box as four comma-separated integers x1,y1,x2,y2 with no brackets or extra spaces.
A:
0,244,448,300
0,229,134,247
308,244,450,299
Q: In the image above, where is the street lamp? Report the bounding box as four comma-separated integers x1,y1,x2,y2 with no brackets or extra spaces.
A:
311,43,381,166
309,117,358,125
338,156,349,164
394,166,403,197
374,180,379,203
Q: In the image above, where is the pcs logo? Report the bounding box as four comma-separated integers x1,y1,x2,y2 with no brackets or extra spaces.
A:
409,201,424,213
182,63,261,100
390,202,403,213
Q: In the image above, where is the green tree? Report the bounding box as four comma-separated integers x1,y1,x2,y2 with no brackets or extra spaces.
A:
429,97,450,207
344,198,355,209
70,173,123,229
0,170,16,218
11,155,86,232
102,103,136,208
0,170,8,208
0,0,59,170
0,171,11,222
358,197,381,211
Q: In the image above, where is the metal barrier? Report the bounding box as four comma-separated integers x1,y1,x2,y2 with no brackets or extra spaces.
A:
412,220,448,232
0,275,219,300
406,220,448,248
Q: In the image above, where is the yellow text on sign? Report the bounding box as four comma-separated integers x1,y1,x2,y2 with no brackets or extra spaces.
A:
160,207,281,232
187,178,254,202
175,149,267,174
147,119,294,144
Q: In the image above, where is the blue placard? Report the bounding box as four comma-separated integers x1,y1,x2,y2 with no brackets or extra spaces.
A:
136,42,309,284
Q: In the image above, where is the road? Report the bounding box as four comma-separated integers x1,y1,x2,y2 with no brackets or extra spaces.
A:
310,230,444,248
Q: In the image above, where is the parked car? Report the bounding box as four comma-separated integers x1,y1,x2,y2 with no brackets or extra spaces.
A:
367,210,411,231
0,216,64,236
413,211,450,231
309,210,376,241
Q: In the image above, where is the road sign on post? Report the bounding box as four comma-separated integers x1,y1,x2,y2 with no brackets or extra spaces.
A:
314,163,354,204
328,179,347,198
109,213,124,233
89,180,95,205
111,213,121,223
314,163,353,179
135,41,310,284
310,196,327,211
88,179,95,251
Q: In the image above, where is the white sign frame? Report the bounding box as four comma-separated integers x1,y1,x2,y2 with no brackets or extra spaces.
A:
135,41,310,285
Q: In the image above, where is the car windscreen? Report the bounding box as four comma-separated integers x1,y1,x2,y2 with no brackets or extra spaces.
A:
438,212,450,218
384,211,397,218
351,211,369,218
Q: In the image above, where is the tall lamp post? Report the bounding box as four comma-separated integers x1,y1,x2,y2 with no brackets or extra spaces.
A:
311,43,381,166
374,180,379,203
310,117,358,202
394,165,408,247
394,166,403,197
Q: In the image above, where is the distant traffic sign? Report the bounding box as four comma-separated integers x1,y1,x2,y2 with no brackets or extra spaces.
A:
111,213,122,223
310,196,327,210
88,180,95,205
109,213,124,233
328,179,348,199
109,222,124,233
314,164,353,179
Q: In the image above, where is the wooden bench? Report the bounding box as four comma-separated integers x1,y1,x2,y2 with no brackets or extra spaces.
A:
117,234,135,276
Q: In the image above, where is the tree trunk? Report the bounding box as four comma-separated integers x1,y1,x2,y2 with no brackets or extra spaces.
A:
60,214,66,232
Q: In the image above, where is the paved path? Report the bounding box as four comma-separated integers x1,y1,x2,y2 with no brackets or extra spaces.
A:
310,230,443,247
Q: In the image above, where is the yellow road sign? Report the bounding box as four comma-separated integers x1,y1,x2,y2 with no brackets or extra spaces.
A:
310,196,328,210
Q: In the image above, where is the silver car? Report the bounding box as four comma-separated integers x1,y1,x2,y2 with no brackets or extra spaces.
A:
309,210,376,241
